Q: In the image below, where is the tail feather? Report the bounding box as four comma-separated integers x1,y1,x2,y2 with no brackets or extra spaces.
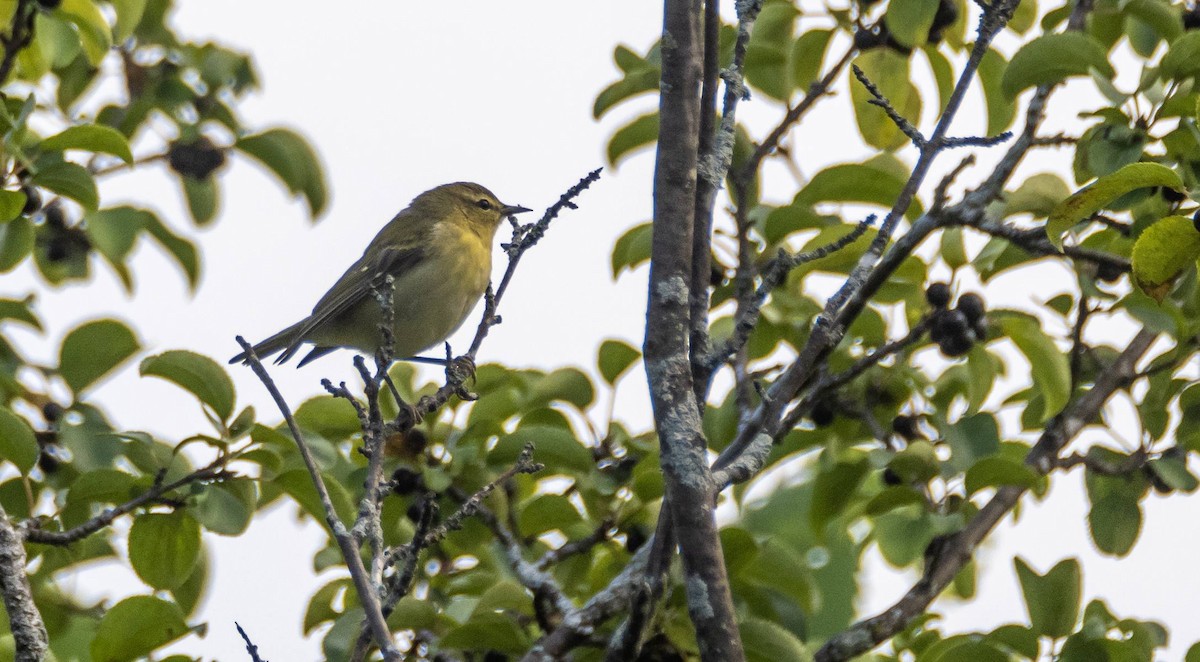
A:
229,321,306,365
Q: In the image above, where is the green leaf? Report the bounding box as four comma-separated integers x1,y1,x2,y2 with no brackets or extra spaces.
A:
940,227,967,269
792,29,832,91
59,319,140,395
192,478,257,535
141,211,199,289
964,456,1040,495
964,345,995,414
1015,557,1081,638
1161,31,1200,82
0,190,24,222
31,160,98,210
91,596,188,662
793,157,925,221
0,297,40,330
810,456,869,533
943,413,1000,473
1047,163,1183,249
1088,492,1142,556
1008,0,1039,34
517,493,583,537
85,207,144,266
0,406,37,474
593,66,658,119
1004,172,1071,217
598,339,640,385
140,350,236,420
128,512,201,590
745,3,799,101
742,617,813,662
611,221,653,277
295,396,361,441
491,424,592,474
277,469,355,524
1123,0,1183,46
885,0,940,48
529,367,594,408
1131,215,1200,302
110,0,148,41
0,215,33,271
235,128,328,218
182,176,218,225
40,125,133,163
1148,455,1199,492
1001,33,1114,98
979,49,1015,136
606,112,658,167
997,313,1070,421
57,0,113,66
851,49,921,151
439,612,529,653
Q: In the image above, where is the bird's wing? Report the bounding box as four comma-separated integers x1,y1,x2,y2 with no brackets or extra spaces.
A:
275,245,427,363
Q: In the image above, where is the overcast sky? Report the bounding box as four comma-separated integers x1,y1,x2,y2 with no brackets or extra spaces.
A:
5,1,1197,659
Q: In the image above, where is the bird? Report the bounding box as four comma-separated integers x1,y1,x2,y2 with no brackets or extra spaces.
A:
230,182,531,368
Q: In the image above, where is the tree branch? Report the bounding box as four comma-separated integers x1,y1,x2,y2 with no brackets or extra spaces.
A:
814,328,1157,662
0,506,47,662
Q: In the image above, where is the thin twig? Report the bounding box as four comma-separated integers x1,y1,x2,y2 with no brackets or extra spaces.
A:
237,337,400,660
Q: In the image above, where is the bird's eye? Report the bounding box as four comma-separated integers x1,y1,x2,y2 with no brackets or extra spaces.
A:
476,198,493,210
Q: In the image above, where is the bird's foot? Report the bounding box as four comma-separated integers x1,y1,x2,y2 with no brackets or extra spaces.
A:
446,355,478,401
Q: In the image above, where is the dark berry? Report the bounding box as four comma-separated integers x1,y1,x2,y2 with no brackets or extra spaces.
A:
971,318,988,342
1188,6,1200,29
167,136,227,180
892,414,920,441
42,402,63,423
925,282,952,309
1096,261,1125,283
810,400,836,427
932,309,969,340
882,467,903,486
1193,208,1200,233
1161,187,1186,203
43,205,66,229
37,450,59,473
391,467,423,496
624,525,648,554
938,333,973,358
853,27,886,51
20,186,41,215
46,237,69,262
483,652,509,662
956,293,986,324
36,0,61,10
927,0,959,43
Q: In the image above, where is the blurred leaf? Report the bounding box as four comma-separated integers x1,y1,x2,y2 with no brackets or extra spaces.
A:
91,596,188,662
792,28,832,91
40,125,133,163
236,128,327,218
1160,31,1200,82
964,456,1040,495
598,339,640,385
742,617,813,662
440,612,529,653
192,478,257,535
978,49,1016,136
885,0,939,48
1001,33,1114,98
793,155,925,221
128,512,201,590
0,406,37,474
141,211,200,289
851,49,921,151
59,319,140,396
1131,215,1200,302
182,176,218,225
1005,172,1071,217
1088,492,1142,556
1015,557,1081,638
57,0,113,65
140,350,236,420
997,313,1070,420
31,160,98,210
0,190,24,222
745,3,799,101
810,455,869,533
111,0,148,41
606,112,658,167
611,221,653,277
0,215,33,272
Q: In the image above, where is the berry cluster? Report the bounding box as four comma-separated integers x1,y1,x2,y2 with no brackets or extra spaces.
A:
926,283,987,358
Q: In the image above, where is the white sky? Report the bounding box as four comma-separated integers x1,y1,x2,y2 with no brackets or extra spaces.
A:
3,1,1197,660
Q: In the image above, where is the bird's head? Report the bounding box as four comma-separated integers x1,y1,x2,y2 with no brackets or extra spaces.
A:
419,182,532,235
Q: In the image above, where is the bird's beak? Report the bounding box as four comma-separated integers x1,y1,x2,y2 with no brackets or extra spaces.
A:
500,204,532,216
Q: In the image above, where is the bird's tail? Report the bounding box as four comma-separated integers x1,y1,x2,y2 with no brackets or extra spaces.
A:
229,321,305,365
